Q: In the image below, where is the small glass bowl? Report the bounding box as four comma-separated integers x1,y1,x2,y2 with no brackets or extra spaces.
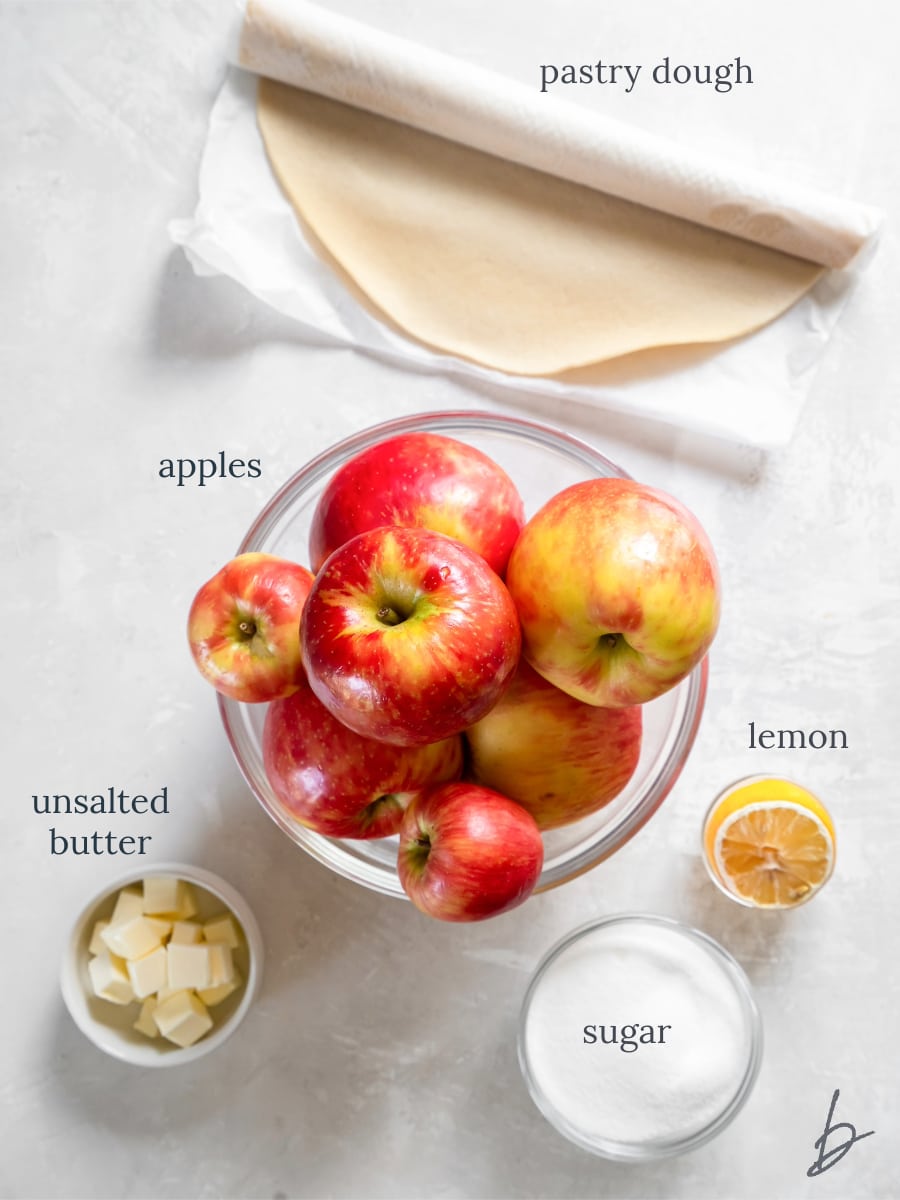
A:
518,913,763,1160
219,410,709,898
701,774,836,908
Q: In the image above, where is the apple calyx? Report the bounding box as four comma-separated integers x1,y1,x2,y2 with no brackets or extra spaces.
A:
404,830,432,876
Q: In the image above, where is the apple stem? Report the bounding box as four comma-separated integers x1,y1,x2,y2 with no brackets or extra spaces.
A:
599,633,620,649
238,619,257,640
376,605,403,627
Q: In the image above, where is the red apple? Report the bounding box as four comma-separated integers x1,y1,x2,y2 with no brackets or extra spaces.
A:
263,678,463,838
506,478,720,707
397,782,544,921
309,432,525,576
465,660,642,829
301,526,521,746
187,552,314,703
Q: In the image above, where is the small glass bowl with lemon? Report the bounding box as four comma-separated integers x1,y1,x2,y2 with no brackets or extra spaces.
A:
702,776,836,909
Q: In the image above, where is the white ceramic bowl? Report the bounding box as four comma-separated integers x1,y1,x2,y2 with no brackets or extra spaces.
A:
60,863,263,1067
220,411,709,897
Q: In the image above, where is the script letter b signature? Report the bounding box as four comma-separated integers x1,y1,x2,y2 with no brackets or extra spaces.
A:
807,1088,875,1177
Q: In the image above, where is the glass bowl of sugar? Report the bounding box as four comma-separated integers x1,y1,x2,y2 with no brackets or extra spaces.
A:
518,913,762,1160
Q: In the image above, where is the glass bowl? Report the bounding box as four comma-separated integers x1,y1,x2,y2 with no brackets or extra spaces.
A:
701,774,836,908
518,914,763,1160
219,410,708,898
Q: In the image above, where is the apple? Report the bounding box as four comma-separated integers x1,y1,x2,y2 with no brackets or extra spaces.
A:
506,477,720,707
187,552,314,703
301,526,522,746
465,659,642,830
263,678,463,838
309,432,525,576
397,781,544,921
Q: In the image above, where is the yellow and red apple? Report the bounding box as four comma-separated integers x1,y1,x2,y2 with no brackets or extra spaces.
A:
301,526,522,746
308,432,525,576
187,552,314,703
506,478,720,707
465,659,642,829
263,677,463,838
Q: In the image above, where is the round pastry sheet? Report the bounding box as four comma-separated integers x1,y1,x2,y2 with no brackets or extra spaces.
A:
257,79,822,375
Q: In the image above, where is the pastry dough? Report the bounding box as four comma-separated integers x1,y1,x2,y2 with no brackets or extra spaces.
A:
257,78,822,375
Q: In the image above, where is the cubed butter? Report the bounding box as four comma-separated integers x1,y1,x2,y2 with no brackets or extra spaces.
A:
134,996,160,1038
149,988,190,1032
142,876,197,919
88,951,135,1005
203,913,241,949
86,880,248,1046
170,920,203,945
199,969,242,1008
207,943,234,988
126,944,168,1000
154,990,214,1048
109,885,143,928
88,919,110,957
145,916,173,942
101,915,167,961
166,942,211,991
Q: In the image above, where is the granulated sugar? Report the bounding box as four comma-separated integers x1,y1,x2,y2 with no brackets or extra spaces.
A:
521,916,758,1152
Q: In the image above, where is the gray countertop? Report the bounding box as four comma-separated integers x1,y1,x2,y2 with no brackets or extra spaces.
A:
4,1,899,1197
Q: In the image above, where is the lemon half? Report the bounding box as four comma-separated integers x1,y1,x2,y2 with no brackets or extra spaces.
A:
704,778,836,909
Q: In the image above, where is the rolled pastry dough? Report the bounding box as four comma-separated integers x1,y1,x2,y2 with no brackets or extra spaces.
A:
257,79,822,374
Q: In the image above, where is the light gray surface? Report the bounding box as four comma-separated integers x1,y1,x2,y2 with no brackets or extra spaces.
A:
3,1,899,1198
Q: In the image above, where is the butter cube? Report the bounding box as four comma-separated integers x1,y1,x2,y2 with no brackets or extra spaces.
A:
203,913,240,949
143,876,197,919
133,997,160,1038
109,885,143,928
88,919,110,957
199,969,242,1008
88,951,135,1005
154,990,213,1048
145,917,173,943
166,942,211,991
108,950,129,973
101,915,167,961
207,944,234,988
126,945,168,1000
170,920,203,945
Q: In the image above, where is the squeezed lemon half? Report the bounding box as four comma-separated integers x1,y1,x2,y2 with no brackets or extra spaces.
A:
703,777,836,908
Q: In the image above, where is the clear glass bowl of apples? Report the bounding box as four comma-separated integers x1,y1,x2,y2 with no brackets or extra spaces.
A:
190,411,713,920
